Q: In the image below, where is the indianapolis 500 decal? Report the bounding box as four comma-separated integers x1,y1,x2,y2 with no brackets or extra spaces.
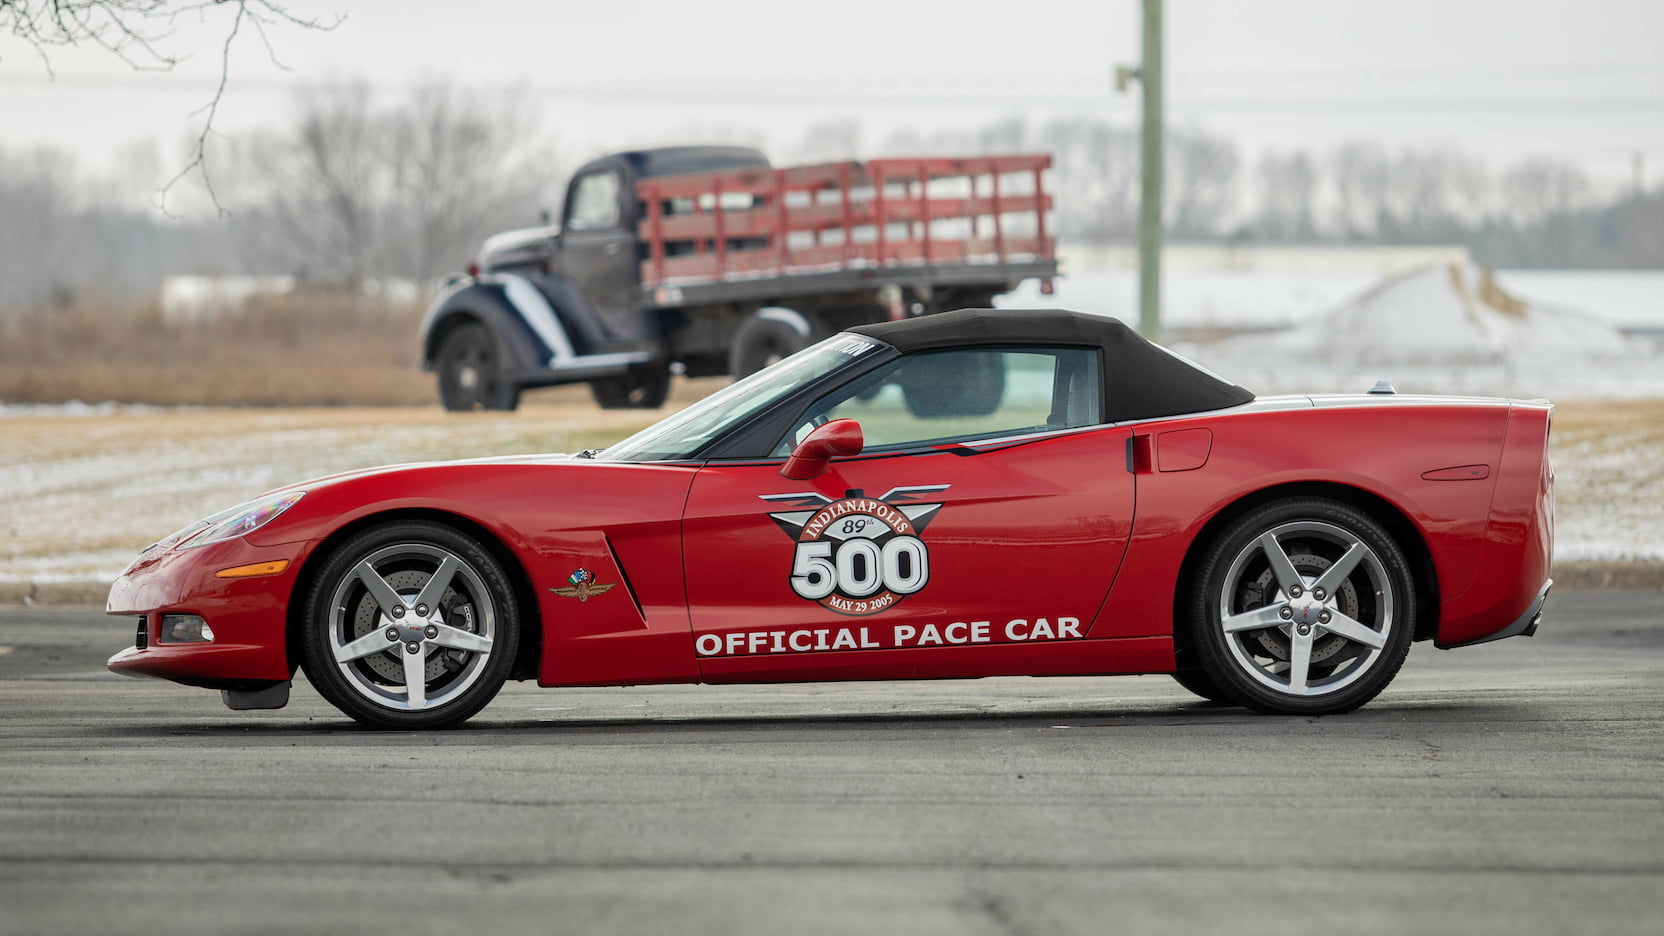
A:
761,485,949,616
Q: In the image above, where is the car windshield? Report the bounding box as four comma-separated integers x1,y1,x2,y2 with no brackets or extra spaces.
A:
596,334,884,462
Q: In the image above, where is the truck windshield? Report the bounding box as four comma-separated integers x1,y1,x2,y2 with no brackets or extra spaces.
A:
597,335,884,462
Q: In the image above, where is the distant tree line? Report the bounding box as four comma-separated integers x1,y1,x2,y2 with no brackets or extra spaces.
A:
797,117,1664,269
3,94,1661,310
1,79,554,309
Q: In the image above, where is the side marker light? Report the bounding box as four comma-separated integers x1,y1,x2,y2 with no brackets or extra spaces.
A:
214,560,292,579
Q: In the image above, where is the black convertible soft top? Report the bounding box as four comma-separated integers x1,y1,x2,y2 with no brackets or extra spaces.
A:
849,308,1255,423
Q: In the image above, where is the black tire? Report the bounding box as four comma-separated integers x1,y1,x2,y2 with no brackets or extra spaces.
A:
590,364,671,409
437,323,520,412
729,310,812,379
1185,497,1416,715
939,291,999,313
1169,668,1233,705
898,351,1007,418
300,521,520,729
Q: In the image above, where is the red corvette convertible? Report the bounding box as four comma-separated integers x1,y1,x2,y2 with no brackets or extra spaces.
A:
107,309,1554,728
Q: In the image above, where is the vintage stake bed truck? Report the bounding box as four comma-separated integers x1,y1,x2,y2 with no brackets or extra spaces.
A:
419,146,1057,410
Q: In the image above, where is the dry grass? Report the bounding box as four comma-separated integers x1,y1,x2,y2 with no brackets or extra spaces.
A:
0,295,736,408
1546,398,1664,563
1,295,440,407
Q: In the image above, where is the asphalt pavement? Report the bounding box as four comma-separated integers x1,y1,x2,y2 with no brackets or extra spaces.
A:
2,592,1661,935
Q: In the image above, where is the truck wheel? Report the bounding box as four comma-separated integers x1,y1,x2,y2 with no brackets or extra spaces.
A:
437,323,520,412
730,308,813,379
591,364,671,409
940,291,1000,312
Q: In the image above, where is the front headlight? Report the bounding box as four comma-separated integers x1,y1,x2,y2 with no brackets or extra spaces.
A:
173,491,307,551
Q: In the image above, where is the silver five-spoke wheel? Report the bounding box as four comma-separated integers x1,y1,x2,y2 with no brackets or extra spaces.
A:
302,522,519,729
1188,498,1416,714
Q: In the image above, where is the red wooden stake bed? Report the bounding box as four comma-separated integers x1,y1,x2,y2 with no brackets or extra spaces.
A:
638,154,1055,294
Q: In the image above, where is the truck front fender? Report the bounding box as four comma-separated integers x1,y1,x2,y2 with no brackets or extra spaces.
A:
420,277,561,383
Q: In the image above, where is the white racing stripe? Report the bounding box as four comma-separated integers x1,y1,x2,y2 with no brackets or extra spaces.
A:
497,273,575,365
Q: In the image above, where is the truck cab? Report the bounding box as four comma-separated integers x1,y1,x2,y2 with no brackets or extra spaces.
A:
421,146,770,410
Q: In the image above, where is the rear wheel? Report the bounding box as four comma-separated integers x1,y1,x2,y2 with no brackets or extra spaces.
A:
1186,497,1415,715
437,323,520,412
729,308,812,379
300,521,519,729
1169,668,1232,705
590,364,671,409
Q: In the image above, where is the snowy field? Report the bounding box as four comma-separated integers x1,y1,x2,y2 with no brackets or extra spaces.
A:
1002,268,1664,332
1001,267,1664,399
0,400,661,588
1,397,1659,592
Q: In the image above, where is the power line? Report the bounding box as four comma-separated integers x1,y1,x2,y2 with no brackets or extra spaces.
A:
6,74,1664,114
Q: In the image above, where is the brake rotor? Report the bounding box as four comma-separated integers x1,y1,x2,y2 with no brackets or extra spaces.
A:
348,568,477,685
1240,549,1362,664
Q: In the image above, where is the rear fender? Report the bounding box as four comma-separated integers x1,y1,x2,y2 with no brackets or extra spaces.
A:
1436,402,1554,646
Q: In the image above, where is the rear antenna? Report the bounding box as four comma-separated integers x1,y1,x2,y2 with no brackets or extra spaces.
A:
1367,379,1396,395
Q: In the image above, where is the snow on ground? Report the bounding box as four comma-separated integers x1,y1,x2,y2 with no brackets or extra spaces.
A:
1000,270,1379,330
0,403,663,585
1186,262,1664,399
1003,263,1664,399
1001,266,1664,332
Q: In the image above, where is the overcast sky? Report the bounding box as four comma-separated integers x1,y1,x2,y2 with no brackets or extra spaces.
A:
4,0,1663,199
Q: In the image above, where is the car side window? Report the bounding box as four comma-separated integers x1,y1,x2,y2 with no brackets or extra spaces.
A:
567,171,622,232
776,347,1101,454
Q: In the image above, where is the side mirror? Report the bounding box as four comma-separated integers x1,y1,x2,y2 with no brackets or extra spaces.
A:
781,419,863,480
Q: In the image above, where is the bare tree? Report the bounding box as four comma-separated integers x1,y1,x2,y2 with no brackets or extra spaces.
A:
792,119,864,164
1495,157,1593,265
1329,141,1390,240
1254,150,1318,242
1036,118,1139,241
223,78,552,287
230,80,385,285
1377,148,1486,243
1166,130,1240,239
1,1,339,213
384,81,551,283
0,147,81,309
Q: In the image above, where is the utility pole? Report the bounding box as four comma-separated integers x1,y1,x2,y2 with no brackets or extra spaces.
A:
1117,1,1166,341
1138,0,1164,342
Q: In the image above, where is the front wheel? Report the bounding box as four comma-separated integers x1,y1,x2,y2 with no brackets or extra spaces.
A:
300,521,520,729
1169,668,1232,705
436,323,520,412
1185,497,1416,715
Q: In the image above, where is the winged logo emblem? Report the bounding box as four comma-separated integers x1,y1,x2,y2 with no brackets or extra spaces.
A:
549,568,617,602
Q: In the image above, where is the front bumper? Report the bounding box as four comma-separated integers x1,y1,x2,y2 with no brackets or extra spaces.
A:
105,538,307,688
